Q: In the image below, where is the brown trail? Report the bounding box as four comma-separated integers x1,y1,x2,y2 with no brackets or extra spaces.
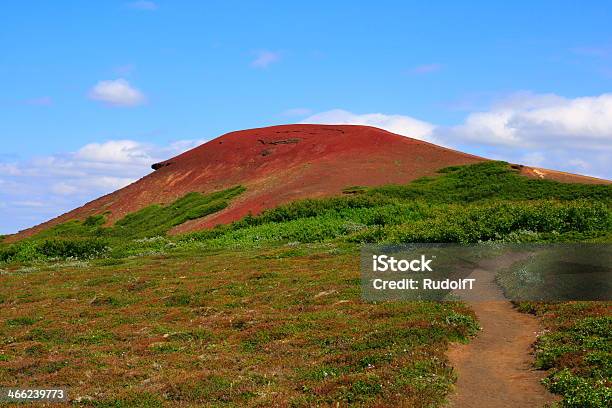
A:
446,257,559,408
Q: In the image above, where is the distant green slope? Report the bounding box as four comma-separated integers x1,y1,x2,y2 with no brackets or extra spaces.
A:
182,161,612,247
1,161,611,263
0,185,245,263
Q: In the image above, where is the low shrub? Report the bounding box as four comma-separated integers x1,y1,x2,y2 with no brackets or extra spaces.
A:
543,369,611,408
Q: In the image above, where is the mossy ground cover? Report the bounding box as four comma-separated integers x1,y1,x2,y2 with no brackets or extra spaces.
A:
0,244,477,407
0,161,611,406
517,302,612,408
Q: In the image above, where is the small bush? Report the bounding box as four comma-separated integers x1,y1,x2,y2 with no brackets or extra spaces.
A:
38,239,108,259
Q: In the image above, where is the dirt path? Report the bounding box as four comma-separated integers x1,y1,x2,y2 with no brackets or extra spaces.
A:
446,257,558,408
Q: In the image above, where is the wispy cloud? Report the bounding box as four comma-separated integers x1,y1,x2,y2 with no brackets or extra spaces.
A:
251,50,281,68
409,63,443,74
302,109,436,142
88,79,146,107
282,108,312,117
126,1,158,11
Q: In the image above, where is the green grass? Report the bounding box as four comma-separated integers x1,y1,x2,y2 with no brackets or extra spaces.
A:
34,184,245,241
516,302,612,407
113,186,245,238
371,162,611,202
496,245,611,302
0,186,245,263
175,162,610,248
0,161,610,406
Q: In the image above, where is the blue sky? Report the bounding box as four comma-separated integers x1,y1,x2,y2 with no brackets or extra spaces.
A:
1,1,612,234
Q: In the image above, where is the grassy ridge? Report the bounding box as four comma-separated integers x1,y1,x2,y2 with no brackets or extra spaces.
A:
0,186,245,263
181,199,609,248
179,161,611,248
2,162,610,260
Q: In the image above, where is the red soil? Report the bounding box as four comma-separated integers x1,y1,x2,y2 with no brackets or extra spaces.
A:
9,124,610,240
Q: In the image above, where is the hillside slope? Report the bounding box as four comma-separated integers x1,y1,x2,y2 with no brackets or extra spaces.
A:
10,124,609,240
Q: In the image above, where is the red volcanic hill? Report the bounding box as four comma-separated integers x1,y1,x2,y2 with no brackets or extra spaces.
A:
12,124,610,239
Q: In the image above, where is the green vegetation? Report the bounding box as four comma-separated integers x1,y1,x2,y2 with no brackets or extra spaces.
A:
0,186,244,263
517,302,612,408
3,162,609,263
0,161,610,406
0,245,478,406
113,186,245,238
176,161,610,248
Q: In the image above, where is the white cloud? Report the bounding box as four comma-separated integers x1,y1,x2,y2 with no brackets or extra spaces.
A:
126,1,158,10
51,182,78,196
251,51,281,68
438,92,612,151
89,176,136,190
88,79,146,107
302,109,436,142
0,163,22,176
76,140,155,164
0,138,205,234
